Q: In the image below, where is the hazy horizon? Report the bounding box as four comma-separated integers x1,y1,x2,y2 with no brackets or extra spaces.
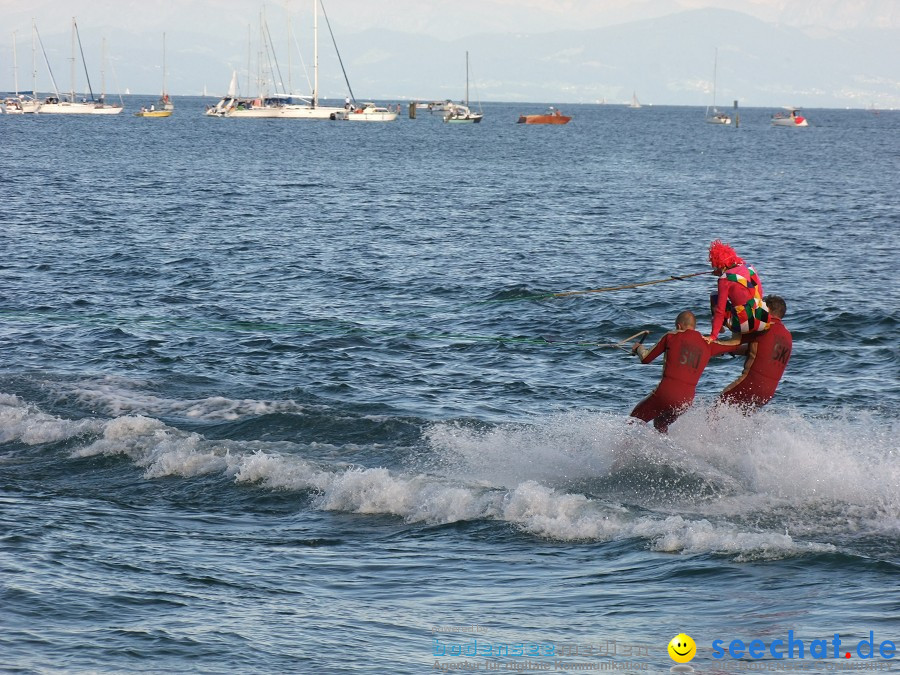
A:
1,0,898,107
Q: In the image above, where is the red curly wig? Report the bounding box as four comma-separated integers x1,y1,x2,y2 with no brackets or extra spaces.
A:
708,239,744,269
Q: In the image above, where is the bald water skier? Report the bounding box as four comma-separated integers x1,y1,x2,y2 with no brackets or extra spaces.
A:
716,294,792,409
630,310,736,433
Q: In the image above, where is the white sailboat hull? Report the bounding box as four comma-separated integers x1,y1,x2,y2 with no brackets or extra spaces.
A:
279,105,346,119
705,113,732,125
206,99,346,119
3,99,42,114
443,102,482,123
444,114,483,124
220,107,282,118
39,101,123,114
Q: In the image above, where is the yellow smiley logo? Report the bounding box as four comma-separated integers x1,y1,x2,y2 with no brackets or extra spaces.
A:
668,634,696,663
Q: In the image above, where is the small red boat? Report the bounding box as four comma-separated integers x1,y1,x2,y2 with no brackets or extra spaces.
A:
517,107,572,125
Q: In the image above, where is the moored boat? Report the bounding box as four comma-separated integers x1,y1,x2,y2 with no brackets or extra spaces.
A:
34,19,124,115
517,107,571,124
772,107,808,127
134,108,172,118
3,95,41,114
444,51,483,124
704,48,732,125
705,110,732,125
331,102,398,121
444,102,483,124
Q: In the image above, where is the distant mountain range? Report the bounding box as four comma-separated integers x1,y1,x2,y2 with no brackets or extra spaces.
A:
4,8,898,108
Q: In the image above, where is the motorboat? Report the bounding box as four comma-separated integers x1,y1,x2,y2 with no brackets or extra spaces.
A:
517,107,571,124
416,100,452,112
134,107,173,118
772,107,808,127
331,102,398,122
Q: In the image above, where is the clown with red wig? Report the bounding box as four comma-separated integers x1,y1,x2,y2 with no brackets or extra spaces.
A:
707,240,770,340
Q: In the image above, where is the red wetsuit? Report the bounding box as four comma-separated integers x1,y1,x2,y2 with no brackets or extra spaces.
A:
720,317,792,408
631,329,734,432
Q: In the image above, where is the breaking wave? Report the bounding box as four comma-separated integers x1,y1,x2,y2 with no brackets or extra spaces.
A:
5,389,896,560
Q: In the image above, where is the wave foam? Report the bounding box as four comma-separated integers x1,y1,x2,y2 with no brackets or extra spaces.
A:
0,393,103,445
3,392,894,558
50,376,309,421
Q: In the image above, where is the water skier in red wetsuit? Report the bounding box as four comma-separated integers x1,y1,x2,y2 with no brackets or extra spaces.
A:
707,240,770,341
630,310,735,433
718,295,792,408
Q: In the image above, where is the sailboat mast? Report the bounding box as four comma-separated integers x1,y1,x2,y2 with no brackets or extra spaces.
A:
74,19,95,101
712,47,718,109
466,51,471,106
313,0,318,107
101,37,106,100
12,30,19,95
35,22,61,98
287,15,292,95
162,32,167,97
31,21,37,99
70,18,75,101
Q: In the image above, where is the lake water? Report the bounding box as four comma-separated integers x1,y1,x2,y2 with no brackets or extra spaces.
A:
1,99,898,673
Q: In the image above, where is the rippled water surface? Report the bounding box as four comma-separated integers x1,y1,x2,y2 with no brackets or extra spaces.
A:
1,100,898,673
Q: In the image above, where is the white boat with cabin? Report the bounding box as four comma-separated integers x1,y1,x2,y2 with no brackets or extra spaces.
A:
332,102,398,121
771,107,808,127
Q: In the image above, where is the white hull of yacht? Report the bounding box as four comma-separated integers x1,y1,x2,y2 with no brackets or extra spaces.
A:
3,100,42,114
279,105,346,119
206,97,345,120
706,114,732,125
332,105,398,122
39,101,123,115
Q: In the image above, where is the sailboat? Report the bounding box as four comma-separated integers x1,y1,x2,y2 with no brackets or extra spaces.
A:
158,32,174,111
3,30,41,113
705,48,731,125
444,51,483,123
36,18,123,114
277,0,349,120
205,70,250,116
628,92,641,108
206,1,346,120
136,33,173,117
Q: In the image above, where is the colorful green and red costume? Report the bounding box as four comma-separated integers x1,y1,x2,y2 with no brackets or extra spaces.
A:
709,263,770,339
